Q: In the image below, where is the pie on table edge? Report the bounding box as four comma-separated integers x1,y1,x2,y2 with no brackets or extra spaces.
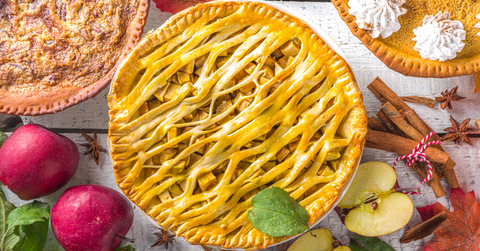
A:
108,1,367,249
332,0,480,78
0,0,149,115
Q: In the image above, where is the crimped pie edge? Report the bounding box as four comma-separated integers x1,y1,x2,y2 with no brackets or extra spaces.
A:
0,0,150,116
108,1,367,249
331,0,480,78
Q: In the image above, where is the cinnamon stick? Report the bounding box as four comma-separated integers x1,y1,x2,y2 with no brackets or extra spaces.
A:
381,102,424,141
403,109,458,188
401,96,436,108
369,77,458,189
365,130,450,165
376,110,406,137
366,129,447,197
380,102,445,180
368,116,388,132
400,212,449,243
368,77,410,111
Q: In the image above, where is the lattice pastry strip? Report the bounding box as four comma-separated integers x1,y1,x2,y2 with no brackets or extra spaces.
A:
108,2,367,249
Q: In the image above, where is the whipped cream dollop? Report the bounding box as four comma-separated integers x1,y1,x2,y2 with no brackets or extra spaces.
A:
476,14,480,36
348,0,407,38
412,12,466,62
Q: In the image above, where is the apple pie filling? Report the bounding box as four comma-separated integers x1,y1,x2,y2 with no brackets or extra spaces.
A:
108,2,367,249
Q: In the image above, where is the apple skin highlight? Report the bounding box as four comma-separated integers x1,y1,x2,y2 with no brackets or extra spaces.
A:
51,184,134,251
0,124,79,200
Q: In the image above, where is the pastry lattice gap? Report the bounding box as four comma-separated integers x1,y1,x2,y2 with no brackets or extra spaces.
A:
110,7,355,244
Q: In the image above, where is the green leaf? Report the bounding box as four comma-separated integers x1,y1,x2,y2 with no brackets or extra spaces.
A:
247,187,310,237
349,238,369,251
0,189,16,251
349,234,395,251
0,131,7,149
116,245,135,251
2,201,50,251
3,228,19,251
6,201,50,229
12,218,49,251
0,190,15,239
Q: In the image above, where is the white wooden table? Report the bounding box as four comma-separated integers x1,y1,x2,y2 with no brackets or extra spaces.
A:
11,1,480,250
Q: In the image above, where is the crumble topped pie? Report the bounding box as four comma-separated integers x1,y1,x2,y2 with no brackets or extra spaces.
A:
332,0,480,78
108,2,367,249
0,0,148,115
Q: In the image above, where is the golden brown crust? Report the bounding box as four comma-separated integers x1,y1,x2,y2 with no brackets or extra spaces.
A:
331,0,480,78
109,1,367,249
0,0,149,115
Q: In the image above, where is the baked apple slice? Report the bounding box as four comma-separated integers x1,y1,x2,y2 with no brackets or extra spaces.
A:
338,161,413,236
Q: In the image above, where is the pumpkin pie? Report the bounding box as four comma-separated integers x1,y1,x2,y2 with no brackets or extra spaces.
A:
332,0,480,78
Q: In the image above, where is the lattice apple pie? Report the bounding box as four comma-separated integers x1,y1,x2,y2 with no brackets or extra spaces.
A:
108,1,367,249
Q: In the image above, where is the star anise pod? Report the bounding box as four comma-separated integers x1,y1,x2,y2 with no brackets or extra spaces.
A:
151,228,175,249
435,86,466,110
80,131,107,165
442,116,478,145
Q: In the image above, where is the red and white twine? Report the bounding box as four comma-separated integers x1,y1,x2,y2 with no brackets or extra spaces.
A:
393,132,441,184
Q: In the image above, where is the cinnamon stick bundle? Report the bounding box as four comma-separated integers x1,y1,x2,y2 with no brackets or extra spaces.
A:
368,77,459,188
381,102,424,141
366,130,450,166
366,129,446,198
368,114,445,197
381,102,445,181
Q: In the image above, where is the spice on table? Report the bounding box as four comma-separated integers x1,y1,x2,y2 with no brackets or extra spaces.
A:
80,131,107,165
366,77,460,197
400,211,449,243
376,109,406,137
151,228,176,249
442,116,477,145
381,102,425,141
401,96,436,108
435,86,466,110
367,116,388,132
365,130,450,167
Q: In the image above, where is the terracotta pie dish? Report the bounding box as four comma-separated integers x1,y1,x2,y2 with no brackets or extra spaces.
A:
108,1,367,249
332,0,480,78
0,0,149,115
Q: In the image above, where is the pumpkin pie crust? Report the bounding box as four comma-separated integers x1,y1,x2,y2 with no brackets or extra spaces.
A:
108,2,367,249
0,0,149,115
332,0,480,78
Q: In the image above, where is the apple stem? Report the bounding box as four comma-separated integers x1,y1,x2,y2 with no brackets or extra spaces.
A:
115,233,135,244
393,187,421,195
304,224,317,238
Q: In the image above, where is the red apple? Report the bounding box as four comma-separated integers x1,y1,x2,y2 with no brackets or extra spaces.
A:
0,124,79,200
51,184,134,251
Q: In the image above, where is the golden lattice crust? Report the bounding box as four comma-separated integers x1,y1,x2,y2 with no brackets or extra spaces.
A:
332,0,480,78
0,0,148,115
109,2,367,249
